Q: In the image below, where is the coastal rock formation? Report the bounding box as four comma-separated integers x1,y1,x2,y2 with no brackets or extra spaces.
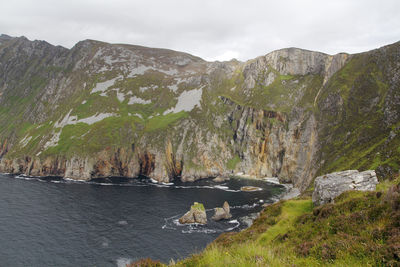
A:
212,201,232,221
179,202,207,224
213,176,229,183
0,35,399,191
312,170,378,206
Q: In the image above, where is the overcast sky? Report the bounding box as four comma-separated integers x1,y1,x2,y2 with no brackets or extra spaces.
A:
1,0,399,61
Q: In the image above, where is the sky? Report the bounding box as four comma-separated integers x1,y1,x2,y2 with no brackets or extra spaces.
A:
1,0,399,61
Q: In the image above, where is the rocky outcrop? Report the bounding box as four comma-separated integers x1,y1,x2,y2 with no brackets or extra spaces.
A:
0,139,8,158
212,201,232,221
0,35,398,192
312,170,378,206
220,97,319,190
179,202,207,224
213,176,230,182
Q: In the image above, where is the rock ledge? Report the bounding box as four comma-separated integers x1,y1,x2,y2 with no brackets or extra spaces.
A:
312,170,378,206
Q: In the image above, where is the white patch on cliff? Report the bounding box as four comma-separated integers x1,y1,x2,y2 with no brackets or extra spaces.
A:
20,135,32,147
139,86,149,92
55,109,117,128
111,88,125,102
127,65,152,77
163,87,203,115
139,85,157,92
167,84,179,92
81,100,87,105
128,96,151,105
91,76,122,94
55,109,76,128
76,113,117,125
43,131,61,149
127,64,178,77
132,113,143,119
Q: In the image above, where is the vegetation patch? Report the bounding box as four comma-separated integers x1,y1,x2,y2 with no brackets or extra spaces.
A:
176,177,400,266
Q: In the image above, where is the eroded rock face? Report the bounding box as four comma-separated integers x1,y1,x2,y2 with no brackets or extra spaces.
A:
179,202,207,224
212,201,232,221
312,170,378,206
1,36,398,192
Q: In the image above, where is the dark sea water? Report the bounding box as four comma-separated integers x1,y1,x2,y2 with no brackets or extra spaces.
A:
0,173,285,266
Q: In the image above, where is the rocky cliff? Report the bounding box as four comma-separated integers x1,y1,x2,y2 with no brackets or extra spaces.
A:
0,34,399,190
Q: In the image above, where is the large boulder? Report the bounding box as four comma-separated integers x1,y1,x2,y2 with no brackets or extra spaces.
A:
212,201,232,221
179,202,207,224
312,170,378,206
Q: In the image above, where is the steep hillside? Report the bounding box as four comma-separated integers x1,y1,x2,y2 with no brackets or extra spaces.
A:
173,177,400,266
0,35,399,190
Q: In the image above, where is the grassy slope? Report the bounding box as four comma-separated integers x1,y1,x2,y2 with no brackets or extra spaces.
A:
147,44,400,267
317,45,400,178
172,176,400,267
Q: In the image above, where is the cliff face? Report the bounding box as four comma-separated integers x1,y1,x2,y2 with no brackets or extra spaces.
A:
0,35,399,190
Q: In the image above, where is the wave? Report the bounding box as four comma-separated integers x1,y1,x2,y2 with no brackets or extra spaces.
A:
161,203,265,234
230,202,259,210
173,184,240,192
5,173,286,195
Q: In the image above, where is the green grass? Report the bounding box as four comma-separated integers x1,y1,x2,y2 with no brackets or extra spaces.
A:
226,155,240,170
258,200,313,244
280,74,295,80
176,178,400,267
191,202,205,212
144,111,188,132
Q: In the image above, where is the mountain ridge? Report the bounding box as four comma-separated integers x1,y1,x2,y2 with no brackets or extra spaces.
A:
0,35,399,191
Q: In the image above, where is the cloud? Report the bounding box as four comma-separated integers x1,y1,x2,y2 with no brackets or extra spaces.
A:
0,0,399,61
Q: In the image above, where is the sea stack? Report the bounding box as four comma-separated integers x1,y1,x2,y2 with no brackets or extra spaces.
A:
179,202,207,224
212,201,232,221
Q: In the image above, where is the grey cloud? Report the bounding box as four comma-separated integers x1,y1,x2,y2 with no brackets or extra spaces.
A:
0,0,399,61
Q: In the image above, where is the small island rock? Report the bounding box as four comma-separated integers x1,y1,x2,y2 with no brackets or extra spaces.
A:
179,202,207,224
212,201,232,221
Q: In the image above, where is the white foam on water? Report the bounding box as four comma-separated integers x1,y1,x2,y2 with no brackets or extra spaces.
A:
214,185,229,190
117,220,128,226
226,220,240,231
64,177,89,182
263,177,281,184
230,203,259,210
182,229,216,234
173,185,240,193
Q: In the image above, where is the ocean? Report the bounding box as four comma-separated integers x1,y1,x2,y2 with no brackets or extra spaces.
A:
0,173,285,266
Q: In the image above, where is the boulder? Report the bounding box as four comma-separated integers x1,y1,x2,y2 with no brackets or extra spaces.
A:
312,170,378,206
179,202,207,224
213,176,230,183
212,201,232,221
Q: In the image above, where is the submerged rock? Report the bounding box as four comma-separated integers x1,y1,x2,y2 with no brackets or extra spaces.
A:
312,170,378,206
240,186,262,192
179,202,207,224
240,212,260,227
212,201,232,221
213,176,230,183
